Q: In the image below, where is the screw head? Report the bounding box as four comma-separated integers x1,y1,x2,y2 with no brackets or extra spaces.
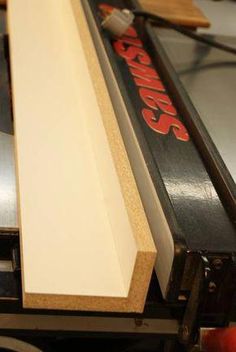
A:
208,281,217,293
212,258,223,270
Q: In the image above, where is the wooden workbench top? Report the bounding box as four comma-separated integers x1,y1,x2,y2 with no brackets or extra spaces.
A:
139,0,210,28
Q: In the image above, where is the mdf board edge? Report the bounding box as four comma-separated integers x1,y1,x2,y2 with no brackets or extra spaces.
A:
8,0,156,312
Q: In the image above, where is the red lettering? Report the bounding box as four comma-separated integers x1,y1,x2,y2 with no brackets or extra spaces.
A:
104,0,190,143
142,109,189,142
99,4,115,15
125,26,138,38
114,42,151,65
119,37,142,48
135,76,165,92
128,60,159,79
139,88,177,116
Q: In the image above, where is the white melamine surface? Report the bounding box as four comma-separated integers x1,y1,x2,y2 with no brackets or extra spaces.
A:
8,0,138,299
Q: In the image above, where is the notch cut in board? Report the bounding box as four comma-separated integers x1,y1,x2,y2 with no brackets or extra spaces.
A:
8,0,156,312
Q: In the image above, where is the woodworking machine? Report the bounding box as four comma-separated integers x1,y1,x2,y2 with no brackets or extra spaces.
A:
0,0,235,350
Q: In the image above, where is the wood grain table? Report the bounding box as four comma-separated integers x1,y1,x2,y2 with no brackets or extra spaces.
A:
139,0,210,28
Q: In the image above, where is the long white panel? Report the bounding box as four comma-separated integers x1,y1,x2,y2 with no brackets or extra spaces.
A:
8,0,156,311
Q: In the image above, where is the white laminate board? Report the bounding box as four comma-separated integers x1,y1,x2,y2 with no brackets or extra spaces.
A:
9,0,137,299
